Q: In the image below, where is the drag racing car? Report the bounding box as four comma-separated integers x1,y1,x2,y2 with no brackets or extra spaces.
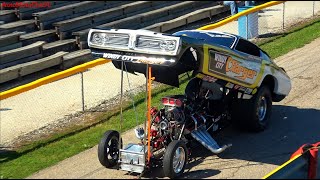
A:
88,28,292,178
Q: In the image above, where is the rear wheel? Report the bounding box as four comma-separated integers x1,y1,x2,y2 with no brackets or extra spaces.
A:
163,140,188,179
98,130,122,168
232,86,272,132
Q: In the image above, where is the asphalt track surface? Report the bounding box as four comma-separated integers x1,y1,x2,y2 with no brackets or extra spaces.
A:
28,37,320,179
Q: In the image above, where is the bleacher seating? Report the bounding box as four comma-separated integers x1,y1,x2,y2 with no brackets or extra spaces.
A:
73,1,222,49
144,5,230,33
0,41,44,69
20,30,57,46
53,1,179,40
0,10,18,23
0,19,36,35
0,0,229,85
0,31,25,51
16,1,78,20
33,1,131,30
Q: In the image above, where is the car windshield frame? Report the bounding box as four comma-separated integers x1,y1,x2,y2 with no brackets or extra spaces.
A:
173,30,237,49
202,32,237,48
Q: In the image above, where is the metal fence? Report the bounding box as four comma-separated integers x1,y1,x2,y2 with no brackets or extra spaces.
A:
0,62,147,146
207,1,320,41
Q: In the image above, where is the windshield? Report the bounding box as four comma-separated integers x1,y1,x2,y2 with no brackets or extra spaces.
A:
173,30,237,48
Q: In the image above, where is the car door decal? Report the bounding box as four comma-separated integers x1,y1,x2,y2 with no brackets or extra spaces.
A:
225,57,257,80
202,44,266,89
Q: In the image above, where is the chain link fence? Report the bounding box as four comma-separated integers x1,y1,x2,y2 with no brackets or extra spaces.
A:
213,1,320,40
0,62,147,146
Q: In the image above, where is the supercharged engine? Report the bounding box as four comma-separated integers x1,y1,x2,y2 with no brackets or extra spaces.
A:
147,96,187,150
135,78,233,154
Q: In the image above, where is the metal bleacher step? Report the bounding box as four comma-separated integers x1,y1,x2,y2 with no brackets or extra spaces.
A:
61,49,94,69
72,1,220,47
0,41,45,69
144,5,229,33
0,51,68,84
16,1,80,20
52,1,152,40
0,19,36,35
42,39,77,57
0,31,25,50
20,30,58,46
72,1,198,44
33,1,109,30
0,10,18,23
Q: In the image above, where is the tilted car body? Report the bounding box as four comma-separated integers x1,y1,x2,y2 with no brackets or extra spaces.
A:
88,28,292,178
89,28,291,102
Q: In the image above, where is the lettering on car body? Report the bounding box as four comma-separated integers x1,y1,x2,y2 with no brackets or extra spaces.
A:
208,51,258,82
103,53,165,65
225,82,253,94
202,75,217,83
209,51,228,74
214,53,228,69
226,58,257,80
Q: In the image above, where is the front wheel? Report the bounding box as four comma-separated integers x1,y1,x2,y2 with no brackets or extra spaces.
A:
97,130,122,168
163,140,188,179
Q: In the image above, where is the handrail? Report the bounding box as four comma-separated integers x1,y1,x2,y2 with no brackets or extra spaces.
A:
197,1,285,30
0,58,110,100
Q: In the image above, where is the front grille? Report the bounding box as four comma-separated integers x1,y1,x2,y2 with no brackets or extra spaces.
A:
88,29,180,56
136,35,162,50
103,33,130,48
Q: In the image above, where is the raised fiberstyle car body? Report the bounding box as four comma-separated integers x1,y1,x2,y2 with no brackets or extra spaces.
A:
89,28,293,178
88,28,291,102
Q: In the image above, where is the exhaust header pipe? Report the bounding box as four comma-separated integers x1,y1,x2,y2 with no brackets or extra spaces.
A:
191,126,232,154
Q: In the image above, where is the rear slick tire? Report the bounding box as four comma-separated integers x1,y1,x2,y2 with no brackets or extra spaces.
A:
232,85,272,132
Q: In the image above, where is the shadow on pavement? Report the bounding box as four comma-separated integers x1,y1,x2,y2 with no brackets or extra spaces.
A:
142,105,319,178
195,105,319,166
142,166,221,179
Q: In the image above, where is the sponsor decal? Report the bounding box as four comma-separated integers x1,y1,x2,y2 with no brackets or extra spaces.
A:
202,75,217,83
225,82,234,88
234,84,241,90
214,53,228,69
225,82,253,94
226,58,257,80
208,51,258,81
209,51,228,74
102,53,167,65
244,88,253,94
103,53,121,60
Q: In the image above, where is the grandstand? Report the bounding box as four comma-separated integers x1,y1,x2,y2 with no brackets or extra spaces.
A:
0,1,230,86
